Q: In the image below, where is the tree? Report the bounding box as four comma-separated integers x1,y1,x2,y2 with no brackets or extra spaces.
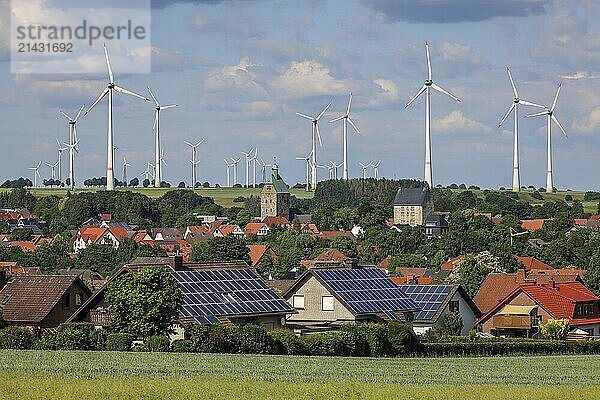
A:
540,318,569,340
105,267,183,338
177,182,186,188
388,254,429,273
129,177,139,187
74,244,119,277
190,236,250,263
11,228,33,242
447,252,505,298
270,248,300,279
331,235,357,258
234,209,253,226
583,249,600,296
443,311,463,336
143,179,150,188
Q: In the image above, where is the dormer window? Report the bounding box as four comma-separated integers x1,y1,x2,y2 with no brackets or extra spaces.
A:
576,303,595,316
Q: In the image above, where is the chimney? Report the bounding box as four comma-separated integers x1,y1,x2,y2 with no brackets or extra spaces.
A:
169,255,184,271
550,278,556,289
516,269,526,283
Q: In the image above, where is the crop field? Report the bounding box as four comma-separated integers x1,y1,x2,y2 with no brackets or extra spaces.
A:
0,350,599,399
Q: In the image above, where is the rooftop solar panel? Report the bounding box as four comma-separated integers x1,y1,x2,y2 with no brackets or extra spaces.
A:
171,269,294,325
313,269,419,315
401,285,454,321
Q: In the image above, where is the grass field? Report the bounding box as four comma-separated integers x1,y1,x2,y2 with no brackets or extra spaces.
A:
0,350,599,399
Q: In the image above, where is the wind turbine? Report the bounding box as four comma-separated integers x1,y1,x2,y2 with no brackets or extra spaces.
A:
85,43,150,191
55,139,67,182
498,67,546,192
60,105,84,190
359,162,371,179
148,87,177,188
241,148,254,188
140,163,154,182
259,158,272,183
45,161,59,180
405,41,461,189
122,156,130,187
329,94,359,180
296,151,312,191
330,161,342,180
185,139,204,188
326,164,335,180
159,148,167,185
224,159,234,187
296,102,331,191
372,160,381,179
524,84,569,193
29,162,41,188
231,158,241,186
250,148,259,188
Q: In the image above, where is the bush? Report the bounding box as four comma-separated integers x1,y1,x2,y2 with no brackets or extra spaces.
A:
358,323,392,357
339,324,369,357
387,321,420,355
172,339,195,353
90,329,108,351
32,332,56,350
54,328,89,350
142,335,171,352
106,332,133,351
237,324,271,354
299,334,328,356
268,329,303,355
190,324,239,353
540,319,569,340
443,312,464,336
0,326,34,349
421,339,600,356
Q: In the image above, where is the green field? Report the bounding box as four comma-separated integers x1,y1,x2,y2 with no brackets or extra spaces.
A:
0,350,599,399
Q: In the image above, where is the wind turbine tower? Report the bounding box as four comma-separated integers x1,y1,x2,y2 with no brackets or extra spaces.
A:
405,42,461,189
29,162,41,188
296,103,331,191
185,139,204,187
148,87,177,188
60,105,84,190
329,94,359,180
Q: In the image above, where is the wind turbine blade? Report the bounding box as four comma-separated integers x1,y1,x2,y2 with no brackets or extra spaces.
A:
498,103,515,128
346,93,352,115
85,87,109,115
347,117,360,134
45,163,53,168
196,138,205,146
56,138,62,148
551,114,568,138
114,85,150,101
184,141,194,147
431,82,461,102
74,104,85,122
551,84,561,112
36,161,41,168
153,112,158,131
316,102,332,120
524,110,548,118
160,104,177,110
316,123,323,146
60,111,72,121
329,115,345,123
507,67,518,99
405,85,427,108
103,43,114,83
296,112,314,120
426,41,432,81
147,87,159,106
519,99,546,109
73,125,78,143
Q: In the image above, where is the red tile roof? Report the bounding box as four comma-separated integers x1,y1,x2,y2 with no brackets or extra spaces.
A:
392,276,433,285
521,219,546,232
8,241,37,252
315,231,354,240
377,256,392,270
261,216,289,227
516,257,554,271
314,248,351,262
440,255,467,271
243,223,268,236
247,245,269,267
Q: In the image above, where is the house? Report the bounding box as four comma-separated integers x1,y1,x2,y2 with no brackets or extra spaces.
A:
133,230,154,244
515,257,554,271
314,231,354,240
0,275,92,329
261,216,289,228
300,223,319,234
400,285,481,335
8,241,37,252
152,228,185,241
213,224,244,238
292,214,312,225
260,163,290,220
473,269,585,314
243,222,270,237
477,281,600,338
247,245,276,268
183,225,212,243
393,187,433,226
0,262,40,277
282,268,420,333
72,227,130,253
424,214,449,238
521,219,547,232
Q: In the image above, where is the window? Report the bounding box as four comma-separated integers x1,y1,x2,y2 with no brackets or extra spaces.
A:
1,294,11,305
449,300,459,313
321,295,334,311
61,293,70,308
222,293,237,303
583,328,594,336
292,295,305,309
576,303,595,316
75,293,83,306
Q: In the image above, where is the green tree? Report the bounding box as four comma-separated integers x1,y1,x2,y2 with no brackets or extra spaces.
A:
233,209,253,227
74,244,119,277
540,318,569,340
190,236,250,263
443,311,463,336
583,249,600,296
333,207,359,231
447,252,505,298
271,248,300,279
388,254,429,273
11,228,33,241
105,267,183,338
331,235,357,258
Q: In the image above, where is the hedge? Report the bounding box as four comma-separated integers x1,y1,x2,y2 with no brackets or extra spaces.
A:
0,326,34,350
172,339,195,353
106,333,133,351
138,335,171,352
421,340,600,356
268,329,303,355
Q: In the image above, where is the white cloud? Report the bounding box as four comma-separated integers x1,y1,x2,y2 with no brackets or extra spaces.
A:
203,57,267,96
433,110,492,134
270,60,348,98
572,106,600,133
560,71,600,81
366,79,399,108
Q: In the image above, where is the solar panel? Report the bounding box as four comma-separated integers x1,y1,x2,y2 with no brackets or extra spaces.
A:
401,285,454,321
171,269,294,325
313,269,419,315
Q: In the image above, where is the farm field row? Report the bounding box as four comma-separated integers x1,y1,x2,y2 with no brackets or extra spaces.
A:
0,350,598,399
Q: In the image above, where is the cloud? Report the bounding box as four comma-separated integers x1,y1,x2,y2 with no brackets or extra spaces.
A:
365,79,399,108
433,110,492,134
560,71,600,81
203,57,267,96
362,0,549,23
152,0,226,8
572,106,600,133
270,60,348,98
396,42,488,78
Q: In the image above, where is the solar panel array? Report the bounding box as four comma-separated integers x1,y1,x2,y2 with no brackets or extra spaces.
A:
401,285,454,321
314,269,419,315
171,269,294,325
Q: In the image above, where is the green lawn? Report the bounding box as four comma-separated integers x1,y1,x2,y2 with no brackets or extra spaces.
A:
0,350,598,399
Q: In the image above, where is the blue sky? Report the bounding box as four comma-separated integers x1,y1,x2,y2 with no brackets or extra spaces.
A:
1,0,599,189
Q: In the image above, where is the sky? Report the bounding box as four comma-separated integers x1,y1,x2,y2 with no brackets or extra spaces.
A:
0,0,599,190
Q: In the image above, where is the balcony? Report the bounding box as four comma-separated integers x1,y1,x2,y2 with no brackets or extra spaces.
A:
493,315,534,329
90,308,111,328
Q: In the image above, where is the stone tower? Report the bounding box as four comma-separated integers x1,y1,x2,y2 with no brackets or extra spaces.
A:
260,163,290,220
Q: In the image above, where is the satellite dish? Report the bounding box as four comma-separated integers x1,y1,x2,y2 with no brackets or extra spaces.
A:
280,317,286,326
